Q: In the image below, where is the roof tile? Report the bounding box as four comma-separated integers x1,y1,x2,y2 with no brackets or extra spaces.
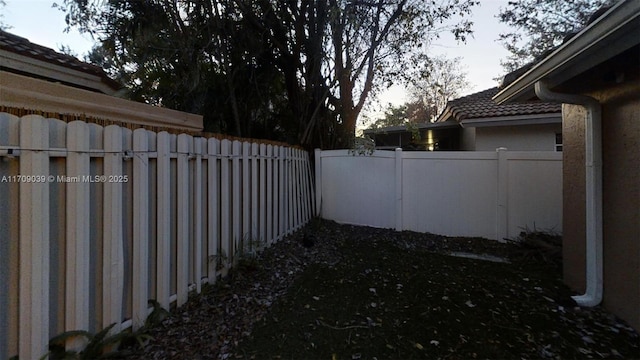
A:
442,87,560,122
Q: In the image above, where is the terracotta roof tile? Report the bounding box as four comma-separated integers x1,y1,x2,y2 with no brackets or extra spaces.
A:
441,87,561,122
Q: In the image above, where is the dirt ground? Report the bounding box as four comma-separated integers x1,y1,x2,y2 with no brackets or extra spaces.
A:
126,220,640,359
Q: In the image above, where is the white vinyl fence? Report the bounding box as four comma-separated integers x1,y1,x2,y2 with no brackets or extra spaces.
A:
315,148,561,241
0,113,314,360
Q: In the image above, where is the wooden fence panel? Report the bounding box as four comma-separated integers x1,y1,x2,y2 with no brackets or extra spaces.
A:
1,114,314,359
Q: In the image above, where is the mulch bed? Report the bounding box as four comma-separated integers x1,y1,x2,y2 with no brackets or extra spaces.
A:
125,220,640,359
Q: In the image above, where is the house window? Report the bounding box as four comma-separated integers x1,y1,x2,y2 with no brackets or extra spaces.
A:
555,133,563,152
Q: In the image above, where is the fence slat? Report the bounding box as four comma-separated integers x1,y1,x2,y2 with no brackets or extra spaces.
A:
287,148,293,235
207,138,220,283
176,134,190,307
266,145,273,245
194,138,203,292
19,115,50,359
314,149,322,217
292,149,301,230
220,140,231,273
279,147,285,238
259,144,266,244
272,146,280,242
242,142,250,250
132,128,149,329
65,121,90,346
300,150,311,223
251,143,259,242
232,141,242,260
103,125,124,333
156,132,171,309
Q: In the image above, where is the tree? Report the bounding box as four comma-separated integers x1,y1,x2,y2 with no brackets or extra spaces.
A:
0,0,11,30
57,0,479,149
497,0,614,72
408,55,469,122
239,0,478,148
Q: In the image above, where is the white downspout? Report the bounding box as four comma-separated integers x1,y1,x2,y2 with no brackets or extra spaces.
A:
535,80,603,307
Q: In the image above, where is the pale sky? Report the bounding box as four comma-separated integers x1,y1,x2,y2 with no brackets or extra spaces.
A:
3,0,512,118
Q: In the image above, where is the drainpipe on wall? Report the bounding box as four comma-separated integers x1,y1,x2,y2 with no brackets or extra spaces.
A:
535,80,603,307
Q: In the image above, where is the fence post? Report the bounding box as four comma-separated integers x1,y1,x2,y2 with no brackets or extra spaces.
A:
103,125,124,334
19,115,50,359
132,128,150,329
65,121,90,346
496,147,509,242
395,148,403,231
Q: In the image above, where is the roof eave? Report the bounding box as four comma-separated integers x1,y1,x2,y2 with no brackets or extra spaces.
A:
459,113,562,128
0,48,121,95
493,0,640,104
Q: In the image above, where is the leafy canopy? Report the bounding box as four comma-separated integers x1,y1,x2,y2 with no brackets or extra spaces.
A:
497,0,613,72
56,0,479,149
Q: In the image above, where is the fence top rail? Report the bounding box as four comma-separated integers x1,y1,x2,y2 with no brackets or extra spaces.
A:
318,149,563,161
0,112,304,151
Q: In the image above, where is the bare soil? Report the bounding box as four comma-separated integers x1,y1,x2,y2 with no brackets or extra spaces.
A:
126,220,639,359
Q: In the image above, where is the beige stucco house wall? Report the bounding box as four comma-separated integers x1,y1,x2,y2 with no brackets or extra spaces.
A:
494,0,639,331
562,52,640,329
471,123,561,151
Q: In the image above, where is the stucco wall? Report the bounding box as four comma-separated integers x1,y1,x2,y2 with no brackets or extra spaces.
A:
563,78,640,331
562,105,587,293
474,123,562,151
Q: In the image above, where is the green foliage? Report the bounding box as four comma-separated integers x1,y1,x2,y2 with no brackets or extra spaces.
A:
497,0,613,72
37,300,169,360
0,0,10,30
55,0,479,150
348,136,376,156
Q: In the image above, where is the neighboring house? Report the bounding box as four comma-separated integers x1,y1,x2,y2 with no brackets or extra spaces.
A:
0,29,121,95
494,0,639,331
435,87,561,151
0,29,202,131
364,87,561,151
362,120,460,151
